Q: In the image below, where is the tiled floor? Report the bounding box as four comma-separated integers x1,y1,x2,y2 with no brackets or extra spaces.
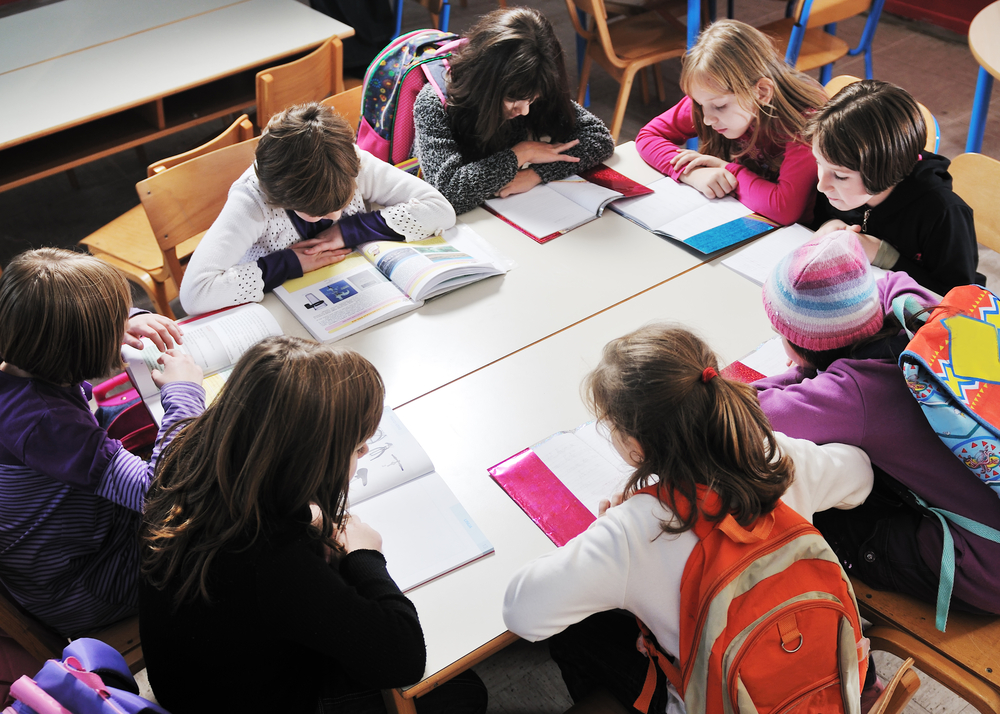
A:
3,0,998,711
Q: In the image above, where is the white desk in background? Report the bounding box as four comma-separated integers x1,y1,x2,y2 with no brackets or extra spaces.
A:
0,0,352,192
380,258,775,712
264,142,709,408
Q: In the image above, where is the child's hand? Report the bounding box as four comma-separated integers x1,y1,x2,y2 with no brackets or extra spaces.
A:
290,229,352,273
598,492,625,517
497,169,543,198
670,150,727,173
151,350,202,388
680,167,738,199
512,139,581,167
125,313,183,351
814,220,862,238
336,514,383,554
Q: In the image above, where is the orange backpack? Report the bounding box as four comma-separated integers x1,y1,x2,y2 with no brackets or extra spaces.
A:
633,485,869,714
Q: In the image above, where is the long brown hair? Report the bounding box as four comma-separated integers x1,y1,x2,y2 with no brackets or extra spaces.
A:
0,248,130,384
142,336,384,606
585,324,793,533
446,6,576,161
680,20,826,163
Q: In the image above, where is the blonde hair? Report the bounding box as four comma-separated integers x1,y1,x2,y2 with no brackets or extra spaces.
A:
0,248,130,384
680,20,827,162
585,324,793,533
142,336,384,606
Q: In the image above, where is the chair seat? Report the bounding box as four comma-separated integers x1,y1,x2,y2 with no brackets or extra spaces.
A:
80,206,200,275
591,11,686,72
759,17,851,71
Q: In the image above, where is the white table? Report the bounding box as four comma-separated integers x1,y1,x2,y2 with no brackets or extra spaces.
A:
264,143,711,408
0,0,352,191
382,258,775,710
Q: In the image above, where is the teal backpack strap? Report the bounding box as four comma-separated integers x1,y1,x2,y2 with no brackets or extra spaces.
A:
910,491,1000,631
890,294,927,340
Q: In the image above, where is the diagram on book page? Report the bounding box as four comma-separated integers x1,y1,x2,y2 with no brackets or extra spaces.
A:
348,407,435,505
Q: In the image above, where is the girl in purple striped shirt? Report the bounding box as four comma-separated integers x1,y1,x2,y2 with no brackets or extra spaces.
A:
0,248,206,636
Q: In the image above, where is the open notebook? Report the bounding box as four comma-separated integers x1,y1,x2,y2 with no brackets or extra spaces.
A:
349,408,494,591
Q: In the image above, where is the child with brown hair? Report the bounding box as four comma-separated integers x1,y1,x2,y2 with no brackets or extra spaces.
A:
0,248,205,636
502,324,873,712
808,80,981,295
636,20,827,225
181,102,456,315
139,336,487,714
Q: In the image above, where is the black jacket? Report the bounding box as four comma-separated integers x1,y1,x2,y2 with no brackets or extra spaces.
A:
811,152,983,295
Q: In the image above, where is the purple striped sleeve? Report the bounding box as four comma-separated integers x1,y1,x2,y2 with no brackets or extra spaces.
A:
96,381,205,512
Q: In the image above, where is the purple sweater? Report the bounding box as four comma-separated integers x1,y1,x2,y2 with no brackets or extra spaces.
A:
0,372,205,636
755,271,1000,614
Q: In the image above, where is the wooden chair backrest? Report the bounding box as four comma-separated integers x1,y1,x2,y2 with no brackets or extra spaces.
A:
256,36,345,130
825,76,939,154
951,152,1000,254
137,138,260,287
791,0,870,28
148,114,254,177
320,86,364,133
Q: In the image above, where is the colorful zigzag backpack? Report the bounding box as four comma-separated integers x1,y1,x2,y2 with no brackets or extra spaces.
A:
357,30,464,173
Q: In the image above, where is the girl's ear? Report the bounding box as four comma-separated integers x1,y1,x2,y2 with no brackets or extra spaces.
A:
755,77,775,107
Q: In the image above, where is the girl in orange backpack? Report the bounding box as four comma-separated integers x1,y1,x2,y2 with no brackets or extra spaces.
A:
502,325,874,713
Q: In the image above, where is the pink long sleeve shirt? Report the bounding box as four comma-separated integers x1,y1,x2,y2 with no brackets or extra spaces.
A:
635,95,817,225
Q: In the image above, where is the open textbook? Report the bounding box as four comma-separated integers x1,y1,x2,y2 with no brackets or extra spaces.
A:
483,163,653,243
349,408,494,591
122,303,282,426
610,176,775,254
488,421,633,545
274,224,511,342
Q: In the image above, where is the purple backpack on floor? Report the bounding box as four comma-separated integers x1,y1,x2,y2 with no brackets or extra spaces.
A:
357,29,465,173
4,638,169,714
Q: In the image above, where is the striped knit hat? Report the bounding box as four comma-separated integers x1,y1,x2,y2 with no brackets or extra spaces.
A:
762,230,883,351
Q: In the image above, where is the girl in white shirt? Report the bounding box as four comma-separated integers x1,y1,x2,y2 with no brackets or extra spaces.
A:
502,324,873,712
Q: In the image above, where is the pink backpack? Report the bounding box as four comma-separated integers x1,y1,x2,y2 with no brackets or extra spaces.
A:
357,30,465,173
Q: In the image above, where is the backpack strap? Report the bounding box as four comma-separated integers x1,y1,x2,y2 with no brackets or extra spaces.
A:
890,294,928,340
908,491,1000,632
633,617,681,714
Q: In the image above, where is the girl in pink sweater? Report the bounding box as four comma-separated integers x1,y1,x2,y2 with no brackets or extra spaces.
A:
636,20,827,225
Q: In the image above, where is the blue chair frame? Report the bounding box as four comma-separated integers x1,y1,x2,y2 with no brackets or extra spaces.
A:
393,0,451,39
783,0,885,83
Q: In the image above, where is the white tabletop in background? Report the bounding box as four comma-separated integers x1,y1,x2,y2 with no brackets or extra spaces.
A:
264,143,707,408
0,0,352,148
390,258,775,684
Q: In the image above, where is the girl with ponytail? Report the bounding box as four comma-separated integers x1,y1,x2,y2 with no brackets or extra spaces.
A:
502,324,873,712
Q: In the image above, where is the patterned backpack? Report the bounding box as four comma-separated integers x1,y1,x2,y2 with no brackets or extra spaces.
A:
357,30,464,173
632,485,869,714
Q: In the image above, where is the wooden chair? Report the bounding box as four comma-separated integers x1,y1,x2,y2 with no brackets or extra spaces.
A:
950,152,1000,254
824,75,941,154
0,590,143,674
320,85,365,132
256,36,346,130
758,0,885,84
79,115,255,318
852,577,1000,714
136,137,261,297
564,0,687,142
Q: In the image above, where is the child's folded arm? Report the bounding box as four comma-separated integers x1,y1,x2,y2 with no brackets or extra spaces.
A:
886,203,979,295
355,148,456,239
531,102,615,185
95,380,205,512
502,513,629,642
725,137,818,225
636,96,697,180
179,186,269,315
413,87,520,215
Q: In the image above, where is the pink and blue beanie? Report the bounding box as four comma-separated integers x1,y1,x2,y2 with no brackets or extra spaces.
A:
762,230,883,351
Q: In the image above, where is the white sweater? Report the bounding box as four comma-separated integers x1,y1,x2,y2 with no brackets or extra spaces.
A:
502,433,873,660
180,148,456,315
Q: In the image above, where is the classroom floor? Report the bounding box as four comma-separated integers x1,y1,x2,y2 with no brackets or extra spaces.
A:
3,0,997,711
